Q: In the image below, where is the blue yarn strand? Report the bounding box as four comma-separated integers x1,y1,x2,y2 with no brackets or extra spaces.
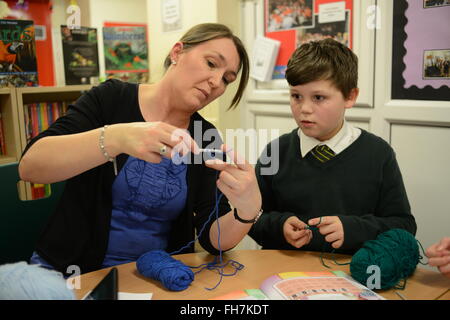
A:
183,176,244,290
137,171,244,291
169,192,224,256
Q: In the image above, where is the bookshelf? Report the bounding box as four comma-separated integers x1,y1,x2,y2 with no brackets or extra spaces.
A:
16,85,92,152
11,85,92,200
0,87,21,165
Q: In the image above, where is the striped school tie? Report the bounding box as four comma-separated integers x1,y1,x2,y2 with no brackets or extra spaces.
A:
311,145,335,162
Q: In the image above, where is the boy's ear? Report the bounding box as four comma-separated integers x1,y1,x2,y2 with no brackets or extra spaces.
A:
169,41,184,64
344,88,359,109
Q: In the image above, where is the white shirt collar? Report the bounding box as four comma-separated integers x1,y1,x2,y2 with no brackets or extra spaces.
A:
299,121,359,158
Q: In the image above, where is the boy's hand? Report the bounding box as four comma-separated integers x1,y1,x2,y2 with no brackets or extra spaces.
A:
426,237,450,278
283,216,312,249
308,216,344,249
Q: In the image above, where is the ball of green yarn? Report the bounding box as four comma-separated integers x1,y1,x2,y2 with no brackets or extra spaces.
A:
350,228,419,290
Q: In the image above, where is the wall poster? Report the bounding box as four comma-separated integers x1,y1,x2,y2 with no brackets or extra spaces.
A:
61,25,99,85
103,22,149,84
0,19,38,87
392,0,450,101
264,0,353,80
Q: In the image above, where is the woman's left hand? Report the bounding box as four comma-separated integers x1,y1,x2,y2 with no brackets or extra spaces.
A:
205,144,262,221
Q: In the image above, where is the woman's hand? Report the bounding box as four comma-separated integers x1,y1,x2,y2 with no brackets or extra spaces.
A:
426,237,450,278
204,144,262,221
109,122,200,163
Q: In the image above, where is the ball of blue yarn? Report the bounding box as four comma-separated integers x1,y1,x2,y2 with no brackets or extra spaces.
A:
136,250,194,291
0,262,75,300
350,228,420,289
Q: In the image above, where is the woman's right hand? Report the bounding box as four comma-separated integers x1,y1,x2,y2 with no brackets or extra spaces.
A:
108,122,200,163
426,237,450,278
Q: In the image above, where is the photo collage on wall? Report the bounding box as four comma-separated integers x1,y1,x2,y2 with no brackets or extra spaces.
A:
401,0,450,88
392,0,450,100
264,0,353,80
421,1,449,80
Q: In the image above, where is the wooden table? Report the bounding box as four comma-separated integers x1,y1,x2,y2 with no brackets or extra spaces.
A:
74,250,450,300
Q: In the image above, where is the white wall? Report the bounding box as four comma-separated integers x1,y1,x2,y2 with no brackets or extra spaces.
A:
146,0,220,126
146,0,218,83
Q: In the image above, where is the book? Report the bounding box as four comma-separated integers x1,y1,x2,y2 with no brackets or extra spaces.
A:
103,25,149,83
51,26,65,86
0,19,38,87
249,35,280,82
60,25,100,85
211,271,384,300
0,112,5,155
4,0,56,86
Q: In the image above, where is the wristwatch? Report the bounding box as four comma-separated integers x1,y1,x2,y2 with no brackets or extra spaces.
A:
233,208,263,224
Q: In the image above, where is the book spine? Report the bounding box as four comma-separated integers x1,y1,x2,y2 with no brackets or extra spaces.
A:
52,27,66,86
52,102,58,122
47,103,53,127
31,103,38,139
37,103,43,133
0,113,5,155
41,102,48,131
24,104,30,143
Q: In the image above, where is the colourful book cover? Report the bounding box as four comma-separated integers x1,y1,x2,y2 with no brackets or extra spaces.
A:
212,271,384,300
103,25,149,84
61,25,99,85
0,19,38,87
5,0,55,86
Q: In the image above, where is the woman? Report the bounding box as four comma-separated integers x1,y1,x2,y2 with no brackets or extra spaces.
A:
19,23,261,275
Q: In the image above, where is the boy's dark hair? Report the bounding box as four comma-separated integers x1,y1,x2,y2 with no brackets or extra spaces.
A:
285,39,358,99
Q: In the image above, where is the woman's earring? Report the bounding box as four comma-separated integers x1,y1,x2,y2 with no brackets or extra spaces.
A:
171,60,177,65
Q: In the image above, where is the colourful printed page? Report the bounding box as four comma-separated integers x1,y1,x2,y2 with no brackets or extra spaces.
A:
211,271,383,300
210,289,269,300
260,271,384,300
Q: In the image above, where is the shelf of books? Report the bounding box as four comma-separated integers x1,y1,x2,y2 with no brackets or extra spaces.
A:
15,85,92,199
0,87,21,165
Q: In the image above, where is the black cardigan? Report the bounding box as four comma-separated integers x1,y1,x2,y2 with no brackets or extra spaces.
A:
21,79,230,275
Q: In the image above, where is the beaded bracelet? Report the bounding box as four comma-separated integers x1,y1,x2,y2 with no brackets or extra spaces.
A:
99,125,118,176
233,207,263,224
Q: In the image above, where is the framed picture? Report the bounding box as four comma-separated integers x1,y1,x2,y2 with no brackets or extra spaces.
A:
423,0,450,9
423,49,450,79
391,0,450,100
264,0,353,80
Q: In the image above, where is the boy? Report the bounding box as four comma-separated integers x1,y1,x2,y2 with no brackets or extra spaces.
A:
248,39,416,254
